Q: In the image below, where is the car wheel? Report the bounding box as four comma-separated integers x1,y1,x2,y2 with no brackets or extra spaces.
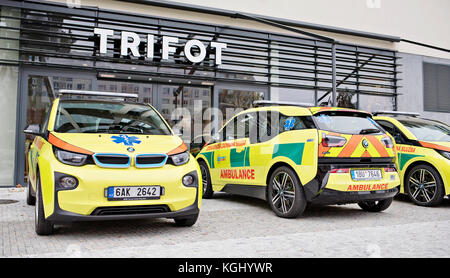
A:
35,173,54,235
405,164,445,207
199,161,214,199
26,176,36,206
358,198,393,212
267,166,306,218
174,213,199,227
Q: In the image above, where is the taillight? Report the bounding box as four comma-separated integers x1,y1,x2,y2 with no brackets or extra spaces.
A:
330,168,350,173
322,134,347,147
381,137,394,148
384,167,397,172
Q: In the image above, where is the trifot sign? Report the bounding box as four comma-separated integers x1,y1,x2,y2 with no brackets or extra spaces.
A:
94,28,227,65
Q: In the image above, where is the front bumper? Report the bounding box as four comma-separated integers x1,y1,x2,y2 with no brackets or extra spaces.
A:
45,158,201,222
47,200,199,222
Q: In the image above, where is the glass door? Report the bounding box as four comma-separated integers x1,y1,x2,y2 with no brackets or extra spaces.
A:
154,84,212,148
16,68,95,186
213,83,268,133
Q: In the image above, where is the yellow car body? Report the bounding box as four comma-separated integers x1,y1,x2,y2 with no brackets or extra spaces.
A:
374,115,450,206
197,105,400,217
26,94,201,234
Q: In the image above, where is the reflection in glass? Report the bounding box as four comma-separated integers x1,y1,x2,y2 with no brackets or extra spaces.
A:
218,89,264,124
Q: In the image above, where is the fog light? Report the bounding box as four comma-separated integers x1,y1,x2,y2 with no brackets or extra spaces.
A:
59,176,78,189
182,175,194,186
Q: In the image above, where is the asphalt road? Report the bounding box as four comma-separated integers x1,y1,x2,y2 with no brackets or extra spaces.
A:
0,188,449,258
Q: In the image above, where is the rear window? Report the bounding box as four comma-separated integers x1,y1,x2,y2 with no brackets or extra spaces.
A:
313,112,383,135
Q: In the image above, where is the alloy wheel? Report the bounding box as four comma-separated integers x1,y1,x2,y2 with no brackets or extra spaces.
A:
408,168,437,204
270,171,296,214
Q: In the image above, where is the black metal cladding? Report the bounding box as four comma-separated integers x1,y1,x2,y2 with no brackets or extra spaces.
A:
0,0,399,98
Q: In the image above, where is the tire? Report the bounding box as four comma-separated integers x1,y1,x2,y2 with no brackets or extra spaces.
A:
199,160,214,199
358,197,393,212
174,213,199,227
35,172,54,235
26,176,36,206
405,164,445,207
267,166,306,218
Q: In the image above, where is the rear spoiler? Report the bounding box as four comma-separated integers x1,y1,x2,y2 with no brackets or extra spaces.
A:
253,100,315,108
373,111,420,117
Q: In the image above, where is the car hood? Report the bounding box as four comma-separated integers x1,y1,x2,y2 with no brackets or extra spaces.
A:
50,132,183,154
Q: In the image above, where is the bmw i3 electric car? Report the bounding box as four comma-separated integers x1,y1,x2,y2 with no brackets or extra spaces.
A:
196,101,400,218
25,90,201,235
373,111,450,206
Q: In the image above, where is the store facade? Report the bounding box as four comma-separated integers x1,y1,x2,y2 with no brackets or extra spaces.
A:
0,0,400,187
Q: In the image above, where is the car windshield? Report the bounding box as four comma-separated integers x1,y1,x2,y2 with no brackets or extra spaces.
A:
399,119,450,142
313,112,383,135
53,100,171,135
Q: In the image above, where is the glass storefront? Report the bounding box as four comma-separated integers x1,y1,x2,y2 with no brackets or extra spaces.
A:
0,7,20,186
0,66,18,186
0,1,400,187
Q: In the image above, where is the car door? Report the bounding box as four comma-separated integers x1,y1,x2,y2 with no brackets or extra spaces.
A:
216,112,256,186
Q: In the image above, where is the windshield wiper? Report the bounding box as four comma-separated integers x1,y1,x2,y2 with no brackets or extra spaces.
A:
359,128,380,134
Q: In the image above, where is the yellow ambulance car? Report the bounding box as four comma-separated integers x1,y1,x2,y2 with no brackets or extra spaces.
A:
374,111,450,206
197,101,400,218
25,90,201,235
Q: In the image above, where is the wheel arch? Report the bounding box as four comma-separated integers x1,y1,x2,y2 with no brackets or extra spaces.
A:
265,162,301,199
402,160,444,193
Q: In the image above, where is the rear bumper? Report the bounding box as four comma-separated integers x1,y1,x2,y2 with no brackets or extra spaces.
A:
309,187,398,205
304,161,400,204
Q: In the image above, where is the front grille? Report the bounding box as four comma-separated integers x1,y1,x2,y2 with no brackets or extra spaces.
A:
93,153,131,168
135,154,167,168
91,205,171,216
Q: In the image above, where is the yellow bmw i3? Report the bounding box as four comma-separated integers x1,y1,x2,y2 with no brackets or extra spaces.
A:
197,101,400,218
373,111,450,206
25,90,201,235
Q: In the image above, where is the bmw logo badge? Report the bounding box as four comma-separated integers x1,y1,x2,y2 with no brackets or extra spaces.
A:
127,147,135,153
362,139,369,149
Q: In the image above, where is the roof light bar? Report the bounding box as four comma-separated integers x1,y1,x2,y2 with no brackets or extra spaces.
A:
253,100,315,108
58,90,139,99
373,111,420,117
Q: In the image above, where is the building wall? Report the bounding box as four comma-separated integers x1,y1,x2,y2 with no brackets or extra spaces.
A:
397,53,450,125
49,0,450,60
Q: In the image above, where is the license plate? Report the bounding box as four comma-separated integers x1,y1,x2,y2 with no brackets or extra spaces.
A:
351,170,382,181
106,186,161,201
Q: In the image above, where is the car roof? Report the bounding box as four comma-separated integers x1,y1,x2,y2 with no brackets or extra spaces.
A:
374,115,448,126
235,105,371,117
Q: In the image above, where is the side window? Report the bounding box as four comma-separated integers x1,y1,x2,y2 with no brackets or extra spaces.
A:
257,111,279,143
279,115,315,132
377,120,407,144
223,118,237,142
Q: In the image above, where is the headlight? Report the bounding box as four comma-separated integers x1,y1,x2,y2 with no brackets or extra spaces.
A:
170,151,190,166
55,149,88,166
437,150,450,160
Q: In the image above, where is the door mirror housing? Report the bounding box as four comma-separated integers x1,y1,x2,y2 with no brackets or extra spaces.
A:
23,124,43,137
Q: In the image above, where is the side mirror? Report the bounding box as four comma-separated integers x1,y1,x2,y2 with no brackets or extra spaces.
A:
23,124,43,137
